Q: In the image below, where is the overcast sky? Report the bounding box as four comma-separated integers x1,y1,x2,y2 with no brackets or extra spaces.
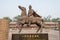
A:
0,0,60,19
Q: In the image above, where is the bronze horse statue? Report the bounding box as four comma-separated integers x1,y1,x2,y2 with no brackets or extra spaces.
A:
17,5,43,33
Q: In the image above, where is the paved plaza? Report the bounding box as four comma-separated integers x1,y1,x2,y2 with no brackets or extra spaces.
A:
48,30,59,40
41,29,59,40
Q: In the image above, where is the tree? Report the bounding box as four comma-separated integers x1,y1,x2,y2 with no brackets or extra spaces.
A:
13,15,21,22
3,17,12,22
51,18,60,22
43,15,51,22
43,15,60,22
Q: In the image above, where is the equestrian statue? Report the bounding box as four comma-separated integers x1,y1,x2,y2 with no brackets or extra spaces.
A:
17,5,44,33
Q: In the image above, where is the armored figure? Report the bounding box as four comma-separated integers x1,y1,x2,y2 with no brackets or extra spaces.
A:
28,5,43,32
28,5,35,26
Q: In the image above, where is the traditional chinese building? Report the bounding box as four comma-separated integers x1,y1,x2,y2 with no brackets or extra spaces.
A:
9,22,58,30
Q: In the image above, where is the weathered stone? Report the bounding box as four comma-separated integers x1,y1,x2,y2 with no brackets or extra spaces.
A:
0,19,9,40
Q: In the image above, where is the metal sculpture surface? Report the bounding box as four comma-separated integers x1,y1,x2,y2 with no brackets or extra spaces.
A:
18,5,28,32
28,5,43,32
17,5,44,33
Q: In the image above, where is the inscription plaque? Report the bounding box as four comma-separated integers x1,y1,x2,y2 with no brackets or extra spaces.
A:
12,34,48,40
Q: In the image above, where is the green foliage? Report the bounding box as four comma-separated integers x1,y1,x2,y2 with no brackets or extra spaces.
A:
43,15,60,22
13,15,21,22
3,17,12,22
51,18,60,22
43,15,51,22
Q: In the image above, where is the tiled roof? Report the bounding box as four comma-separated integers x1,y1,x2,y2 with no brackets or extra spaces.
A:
9,22,17,24
44,22,58,24
10,22,58,25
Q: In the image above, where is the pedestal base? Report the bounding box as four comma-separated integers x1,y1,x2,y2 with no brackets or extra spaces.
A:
12,33,48,40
